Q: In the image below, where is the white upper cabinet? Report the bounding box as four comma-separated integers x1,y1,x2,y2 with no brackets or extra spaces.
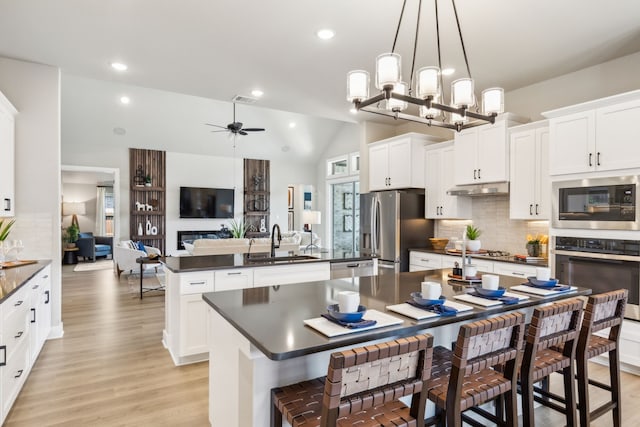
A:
0,91,17,217
509,123,550,219
453,116,526,186
425,142,471,219
368,133,441,191
546,90,640,175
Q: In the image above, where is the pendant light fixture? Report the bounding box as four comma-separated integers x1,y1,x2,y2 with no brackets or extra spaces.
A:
346,0,504,132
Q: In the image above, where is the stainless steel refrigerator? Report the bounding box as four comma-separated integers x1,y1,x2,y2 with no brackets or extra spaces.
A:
360,190,434,271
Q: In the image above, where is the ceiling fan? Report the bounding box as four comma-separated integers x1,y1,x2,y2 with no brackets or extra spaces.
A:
205,103,265,136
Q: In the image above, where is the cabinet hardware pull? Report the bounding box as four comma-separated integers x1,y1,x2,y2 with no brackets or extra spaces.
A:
346,264,360,268
32,284,39,290
227,272,242,275
589,153,593,166
420,259,430,262
529,204,533,215
473,169,477,180
0,345,5,366
190,281,206,285
43,275,49,279
31,308,36,323
15,331,23,338
535,204,539,215
477,169,481,179
512,272,525,276
45,290,50,304
3,198,10,211
15,369,23,379
15,300,23,306
597,152,601,166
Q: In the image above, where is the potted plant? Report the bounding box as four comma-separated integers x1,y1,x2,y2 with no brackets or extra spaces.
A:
0,219,15,242
66,223,80,248
465,224,482,252
526,234,541,257
144,175,152,187
229,219,253,239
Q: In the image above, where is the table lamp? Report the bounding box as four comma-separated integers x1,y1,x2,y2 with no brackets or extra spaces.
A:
302,210,321,252
63,202,86,229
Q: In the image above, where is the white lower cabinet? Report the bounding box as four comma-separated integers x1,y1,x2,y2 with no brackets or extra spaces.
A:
215,269,254,291
164,261,331,365
253,263,330,287
409,252,442,272
1,264,51,425
492,261,537,279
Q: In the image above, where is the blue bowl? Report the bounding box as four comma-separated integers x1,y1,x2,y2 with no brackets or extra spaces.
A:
410,292,446,307
475,287,506,298
527,277,559,288
327,304,366,322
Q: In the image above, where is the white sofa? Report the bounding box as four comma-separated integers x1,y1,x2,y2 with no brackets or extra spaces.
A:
182,232,311,256
114,240,162,277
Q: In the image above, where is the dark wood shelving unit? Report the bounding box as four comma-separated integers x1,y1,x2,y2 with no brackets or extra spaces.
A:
244,159,270,238
129,148,166,254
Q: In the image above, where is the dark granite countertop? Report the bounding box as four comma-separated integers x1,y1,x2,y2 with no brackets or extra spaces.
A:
0,260,51,304
409,248,549,267
163,250,373,273
202,268,590,361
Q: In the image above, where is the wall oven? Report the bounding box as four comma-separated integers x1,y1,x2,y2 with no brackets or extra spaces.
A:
552,176,639,230
555,236,639,321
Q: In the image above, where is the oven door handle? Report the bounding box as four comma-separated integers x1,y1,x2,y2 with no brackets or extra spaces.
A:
554,249,640,262
567,256,625,266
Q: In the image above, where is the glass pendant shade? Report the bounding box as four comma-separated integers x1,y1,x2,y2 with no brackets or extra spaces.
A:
347,70,370,102
416,66,440,99
482,87,504,115
387,81,408,111
376,53,401,89
452,78,475,107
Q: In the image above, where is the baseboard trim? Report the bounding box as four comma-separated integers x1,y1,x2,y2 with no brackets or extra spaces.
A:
48,323,65,339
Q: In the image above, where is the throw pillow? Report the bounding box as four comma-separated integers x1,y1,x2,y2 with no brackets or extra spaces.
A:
136,241,146,252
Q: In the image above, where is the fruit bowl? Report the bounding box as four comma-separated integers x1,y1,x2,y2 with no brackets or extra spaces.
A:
327,304,366,322
429,238,449,250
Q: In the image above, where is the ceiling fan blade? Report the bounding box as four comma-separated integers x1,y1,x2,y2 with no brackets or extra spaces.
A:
210,130,229,133
239,130,248,136
205,123,227,129
242,128,265,132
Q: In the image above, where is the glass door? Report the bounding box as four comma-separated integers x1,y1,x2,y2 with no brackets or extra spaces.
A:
332,181,359,254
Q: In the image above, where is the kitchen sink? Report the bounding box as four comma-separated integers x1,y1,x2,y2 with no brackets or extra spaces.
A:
244,254,319,263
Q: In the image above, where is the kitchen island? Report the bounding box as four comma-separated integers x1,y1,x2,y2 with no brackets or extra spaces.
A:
202,268,591,426
162,251,374,365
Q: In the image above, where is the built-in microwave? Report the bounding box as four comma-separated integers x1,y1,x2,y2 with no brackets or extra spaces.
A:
552,176,639,230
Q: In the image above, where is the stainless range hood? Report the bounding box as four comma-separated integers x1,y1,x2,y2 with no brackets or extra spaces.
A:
447,182,509,197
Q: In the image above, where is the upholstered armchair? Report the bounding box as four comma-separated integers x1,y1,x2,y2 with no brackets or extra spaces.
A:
114,240,161,277
76,232,113,262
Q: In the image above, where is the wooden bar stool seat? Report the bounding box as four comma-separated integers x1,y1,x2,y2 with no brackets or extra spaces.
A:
271,334,434,427
576,289,628,427
519,298,584,427
425,313,525,427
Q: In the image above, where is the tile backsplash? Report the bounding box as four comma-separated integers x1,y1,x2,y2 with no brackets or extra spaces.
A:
435,196,549,256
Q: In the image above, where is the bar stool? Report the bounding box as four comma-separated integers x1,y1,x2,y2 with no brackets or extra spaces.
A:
576,289,628,427
271,334,434,427
520,298,584,427
425,312,525,427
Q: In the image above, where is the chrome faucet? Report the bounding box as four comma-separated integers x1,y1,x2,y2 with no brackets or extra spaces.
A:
270,224,282,257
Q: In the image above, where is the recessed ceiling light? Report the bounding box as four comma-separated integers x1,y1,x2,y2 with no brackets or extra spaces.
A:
350,108,358,114
441,68,455,76
281,145,290,152
110,62,128,72
316,29,335,40
120,96,131,104
289,122,296,128
251,89,264,97
113,127,127,136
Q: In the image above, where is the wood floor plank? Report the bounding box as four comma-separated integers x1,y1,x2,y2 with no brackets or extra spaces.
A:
4,265,209,426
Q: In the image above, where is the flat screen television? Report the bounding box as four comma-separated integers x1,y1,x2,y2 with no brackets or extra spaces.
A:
179,187,234,218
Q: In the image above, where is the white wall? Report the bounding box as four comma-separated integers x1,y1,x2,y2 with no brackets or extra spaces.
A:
62,183,97,233
0,57,62,336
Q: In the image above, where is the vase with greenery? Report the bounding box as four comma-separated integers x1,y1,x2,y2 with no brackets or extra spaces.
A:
465,224,482,252
526,234,541,257
144,175,152,187
0,219,15,242
229,219,254,238
66,223,80,247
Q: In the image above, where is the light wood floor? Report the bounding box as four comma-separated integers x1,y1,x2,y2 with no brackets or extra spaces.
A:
4,265,209,426
4,264,640,426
